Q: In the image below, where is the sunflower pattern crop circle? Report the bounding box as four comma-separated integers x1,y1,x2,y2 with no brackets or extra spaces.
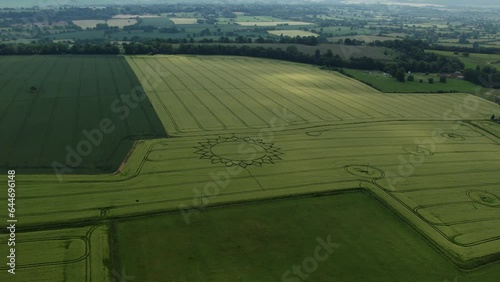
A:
195,136,282,168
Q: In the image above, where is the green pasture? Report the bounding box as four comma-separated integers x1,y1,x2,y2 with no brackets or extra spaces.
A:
139,17,174,28
116,192,500,282
343,69,480,94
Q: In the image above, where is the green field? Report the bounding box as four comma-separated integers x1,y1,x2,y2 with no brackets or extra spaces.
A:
72,19,137,29
1,55,499,281
343,69,481,94
0,56,166,173
170,18,199,25
429,50,500,69
268,30,319,37
139,16,174,28
116,192,500,281
235,15,287,22
235,16,313,26
329,35,398,43
72,20,106,29
0,225,109,281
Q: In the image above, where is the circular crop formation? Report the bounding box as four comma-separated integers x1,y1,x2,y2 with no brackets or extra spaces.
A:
344,165,385,179
402,145,433,156
440,132,465,141
467,190,500,207
195,136,282,168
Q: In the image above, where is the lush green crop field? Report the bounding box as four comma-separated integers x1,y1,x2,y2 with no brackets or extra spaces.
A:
116,192,500,282
0,225,110,281
127,56,494,133
0,56,166,173
1,55,499,281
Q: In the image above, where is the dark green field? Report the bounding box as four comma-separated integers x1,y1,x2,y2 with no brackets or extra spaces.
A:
115,192,500,282
0,56,166,173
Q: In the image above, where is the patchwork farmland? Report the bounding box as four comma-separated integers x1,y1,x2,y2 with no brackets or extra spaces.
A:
1,55,500,281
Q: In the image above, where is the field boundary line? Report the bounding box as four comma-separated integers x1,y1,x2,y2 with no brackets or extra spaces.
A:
119,57,158,136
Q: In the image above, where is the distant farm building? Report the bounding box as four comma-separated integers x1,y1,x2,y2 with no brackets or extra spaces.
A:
439,71,464,80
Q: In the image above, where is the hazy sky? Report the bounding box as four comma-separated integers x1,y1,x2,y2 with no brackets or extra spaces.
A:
1,0,499,8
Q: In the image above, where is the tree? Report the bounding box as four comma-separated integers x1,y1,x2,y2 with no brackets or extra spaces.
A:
458,33,469,44
407,75,414,82
428,78,434,84
395,69,406,82
314,49,320,60
439,76,447,83
30,86,38,94
286,45,298,54
419,79,423,83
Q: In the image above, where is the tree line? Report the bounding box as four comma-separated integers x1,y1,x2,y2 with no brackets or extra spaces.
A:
0,42,119,55
0,38,497,88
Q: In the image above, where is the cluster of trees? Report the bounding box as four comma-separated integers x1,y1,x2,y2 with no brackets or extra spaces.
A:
371,39,465,74
275,35,321,46
431,43,500,55
464,67,500,88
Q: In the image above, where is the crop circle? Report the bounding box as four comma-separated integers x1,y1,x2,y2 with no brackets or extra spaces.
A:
402,145,433,156
467,190,500,207
440,132,465,141
195,136,282,168
344,165,385,179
